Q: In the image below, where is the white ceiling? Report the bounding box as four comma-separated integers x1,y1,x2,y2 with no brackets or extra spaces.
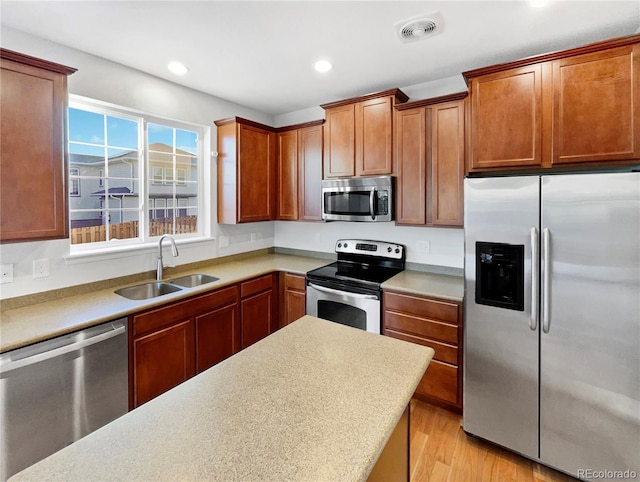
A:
1,1,639,115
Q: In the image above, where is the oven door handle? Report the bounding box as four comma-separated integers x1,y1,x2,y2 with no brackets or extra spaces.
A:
308,283,379,300
369,188,376,220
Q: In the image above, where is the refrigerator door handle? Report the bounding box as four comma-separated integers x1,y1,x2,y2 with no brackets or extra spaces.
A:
542,227,551,334
530,227,539,331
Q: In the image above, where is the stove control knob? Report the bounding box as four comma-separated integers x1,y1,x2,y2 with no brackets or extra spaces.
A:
395,248,400,254
344,243,348,248
338,242,342,248
387,247,392,253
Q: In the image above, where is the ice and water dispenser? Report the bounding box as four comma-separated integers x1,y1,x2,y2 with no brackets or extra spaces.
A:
475,242,525,311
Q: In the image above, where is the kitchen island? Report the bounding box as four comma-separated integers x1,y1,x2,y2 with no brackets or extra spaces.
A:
10,315,434,482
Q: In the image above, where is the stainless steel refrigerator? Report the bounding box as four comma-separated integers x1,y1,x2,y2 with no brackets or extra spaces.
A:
463,172,640,480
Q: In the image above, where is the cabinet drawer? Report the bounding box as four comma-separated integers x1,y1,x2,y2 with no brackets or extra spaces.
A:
416,360,458,405
384,329,458,366
241,274,274,298
384,311,458,344
133,286,239,336
284,273,306,291
384,291,459,324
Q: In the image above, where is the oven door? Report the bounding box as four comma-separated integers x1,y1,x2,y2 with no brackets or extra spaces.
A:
306,282,381,334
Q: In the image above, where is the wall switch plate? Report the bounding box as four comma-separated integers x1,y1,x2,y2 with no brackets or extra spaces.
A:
219,236,229,248
0,264,13,283
250,233,257,242
417,240,431,254
33,259,50,279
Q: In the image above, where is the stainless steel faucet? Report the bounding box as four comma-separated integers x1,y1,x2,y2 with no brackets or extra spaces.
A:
157,235,179,280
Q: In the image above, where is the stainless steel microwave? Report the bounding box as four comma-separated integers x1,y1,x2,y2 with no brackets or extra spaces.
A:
321,176,394,222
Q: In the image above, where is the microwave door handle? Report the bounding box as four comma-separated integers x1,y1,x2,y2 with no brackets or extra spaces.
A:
369,188,376,220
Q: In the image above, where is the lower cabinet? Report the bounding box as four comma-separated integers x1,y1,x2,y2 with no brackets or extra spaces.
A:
131,284,241,408
382,290,463,412
132,319,195,408
281,272,306,327
240,273,278,349
195,286,240,373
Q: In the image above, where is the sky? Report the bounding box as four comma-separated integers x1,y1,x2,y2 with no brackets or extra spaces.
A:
68,108,198,158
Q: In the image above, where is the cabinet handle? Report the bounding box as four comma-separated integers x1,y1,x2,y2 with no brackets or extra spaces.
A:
530,227,539,331
542,228,551,334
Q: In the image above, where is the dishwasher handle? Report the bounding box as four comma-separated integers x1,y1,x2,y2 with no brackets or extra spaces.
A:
0,323,126,374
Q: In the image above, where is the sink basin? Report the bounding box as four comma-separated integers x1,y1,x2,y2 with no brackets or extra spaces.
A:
115,282,183,300
168,274,219,288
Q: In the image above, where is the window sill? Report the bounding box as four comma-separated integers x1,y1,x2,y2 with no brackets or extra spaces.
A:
63,237,216,265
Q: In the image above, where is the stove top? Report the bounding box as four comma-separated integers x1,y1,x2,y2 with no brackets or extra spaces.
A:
306,239,405,292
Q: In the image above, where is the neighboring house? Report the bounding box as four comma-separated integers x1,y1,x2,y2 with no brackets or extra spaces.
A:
69,142,197,229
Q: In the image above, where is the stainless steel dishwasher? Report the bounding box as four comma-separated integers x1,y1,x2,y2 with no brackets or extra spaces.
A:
0,318,128,481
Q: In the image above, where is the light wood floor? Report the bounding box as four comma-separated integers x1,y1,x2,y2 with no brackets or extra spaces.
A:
409,399,577,482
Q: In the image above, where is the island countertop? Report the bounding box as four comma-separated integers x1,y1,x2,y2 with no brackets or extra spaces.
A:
10,315,434,482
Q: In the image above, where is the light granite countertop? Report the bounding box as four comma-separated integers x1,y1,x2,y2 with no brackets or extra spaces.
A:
10,315,434,482
0,252,463,353
381,270,464,302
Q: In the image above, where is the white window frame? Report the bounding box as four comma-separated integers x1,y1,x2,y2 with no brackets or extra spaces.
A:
68,95,209,256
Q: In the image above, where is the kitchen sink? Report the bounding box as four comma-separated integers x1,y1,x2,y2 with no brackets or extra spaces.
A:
114,282,183,300
167,274,219,288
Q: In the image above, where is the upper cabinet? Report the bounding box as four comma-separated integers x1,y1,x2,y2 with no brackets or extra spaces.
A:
464,35,640,172
0,49,76,243
321,89,408,178
276,121,324,221
215,117,276,224
395,93,466,227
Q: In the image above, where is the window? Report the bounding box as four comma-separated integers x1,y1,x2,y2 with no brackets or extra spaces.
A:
68,97,205,249
69,168,80,196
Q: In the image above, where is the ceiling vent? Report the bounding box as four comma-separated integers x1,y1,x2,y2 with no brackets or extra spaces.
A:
395,12,444,43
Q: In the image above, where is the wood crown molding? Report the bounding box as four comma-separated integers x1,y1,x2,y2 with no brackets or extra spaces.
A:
213,116,275,131
214,117,324,132
320,88,409,110
462,33,640,83
0,48,77,75
395,91,468,111
274,119,324,132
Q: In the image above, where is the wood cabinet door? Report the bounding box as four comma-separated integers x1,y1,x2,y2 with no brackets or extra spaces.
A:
429,100,465,226
238,123,275,222
551,44,640,165
470,64,543,170
324,104,355,178
283,288,306,326
356,96,393,176
241,289,275,349
298,124,323,221
276,130,299,220
132,319,195,407
196,302,240,373
0,59,68,242
395,107,427,225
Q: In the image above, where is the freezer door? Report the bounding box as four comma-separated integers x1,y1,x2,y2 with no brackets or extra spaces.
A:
540,172,640,479
463,176,540,459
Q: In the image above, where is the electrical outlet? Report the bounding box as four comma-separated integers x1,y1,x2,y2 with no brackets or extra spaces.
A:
417,240,431,254
219,236,229,248
0,264,13,283
33,259,50,279
250,233,257,242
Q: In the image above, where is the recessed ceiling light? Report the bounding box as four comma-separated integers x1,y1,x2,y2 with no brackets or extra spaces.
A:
314,60,333,73
168,61,189,75
530,0,549,7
